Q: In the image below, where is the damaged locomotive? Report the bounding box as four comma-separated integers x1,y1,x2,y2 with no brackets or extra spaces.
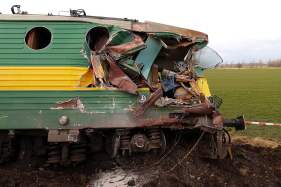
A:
0,6,245,167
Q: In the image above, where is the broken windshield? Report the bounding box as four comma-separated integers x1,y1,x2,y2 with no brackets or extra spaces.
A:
194,46,223,70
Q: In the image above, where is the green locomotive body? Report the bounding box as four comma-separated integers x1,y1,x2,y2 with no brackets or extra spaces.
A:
0,8,245,166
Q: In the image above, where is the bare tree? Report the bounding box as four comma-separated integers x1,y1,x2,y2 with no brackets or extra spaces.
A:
259,59,263,68
225,61,228,68
242,59,245,67
267,58,271,67
230,61,233,68
237,61,242,69
249,61,252,68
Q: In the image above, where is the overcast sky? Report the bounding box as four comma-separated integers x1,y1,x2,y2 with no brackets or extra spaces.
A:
1,0,280,64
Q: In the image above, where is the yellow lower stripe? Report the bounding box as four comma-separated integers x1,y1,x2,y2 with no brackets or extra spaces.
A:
0,66,149,91
0,66,87,90
0,87,149,91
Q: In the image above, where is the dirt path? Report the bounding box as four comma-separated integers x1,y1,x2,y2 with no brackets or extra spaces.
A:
0,138,280,187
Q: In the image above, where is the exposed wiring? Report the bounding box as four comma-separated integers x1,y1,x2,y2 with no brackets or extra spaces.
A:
168,131,205,172
223,128,231,144
153,132,181,166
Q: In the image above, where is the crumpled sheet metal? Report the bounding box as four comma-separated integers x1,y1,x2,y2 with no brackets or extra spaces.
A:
132,21,208,40
105,54,138,95
162,69,191,81
91,53,104,85
189,78,205,102
158,39,193,50
134,88,163,117
183,104,215,115
180,82,197,98
195,124,223,134
91,53,104,78
78,67,96,87
107,35,146,60
212,109,223,127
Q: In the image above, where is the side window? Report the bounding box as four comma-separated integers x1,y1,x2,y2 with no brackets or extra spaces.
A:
86,26,109,51
25,27,52,50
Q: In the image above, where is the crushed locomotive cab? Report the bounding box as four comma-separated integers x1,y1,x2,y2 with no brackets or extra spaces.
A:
0,7,246,166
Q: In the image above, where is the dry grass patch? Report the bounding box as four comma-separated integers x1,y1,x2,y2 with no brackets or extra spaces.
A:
230,133,280,148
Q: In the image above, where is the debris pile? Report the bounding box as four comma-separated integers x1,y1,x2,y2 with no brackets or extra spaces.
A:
79,27,223,117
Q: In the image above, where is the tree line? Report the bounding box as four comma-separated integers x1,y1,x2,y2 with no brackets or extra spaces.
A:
218,59,281,69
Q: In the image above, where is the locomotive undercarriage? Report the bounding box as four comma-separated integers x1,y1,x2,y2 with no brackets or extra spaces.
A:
0,127,231,167
0,128,167,166
0,110,245,167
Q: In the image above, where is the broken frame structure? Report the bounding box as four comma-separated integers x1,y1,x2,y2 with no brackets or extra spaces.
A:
0,8,245,166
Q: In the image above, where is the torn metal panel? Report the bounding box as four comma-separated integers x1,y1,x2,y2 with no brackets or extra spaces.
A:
189,79,202,96
132,21,208,40
174,87,193,100
134,36,163,79
91,53,104,78
183,104,215,115
78,67,95,87
194,66,205,78
105,53,138,95
106,30,131,46
107,34,146,60
195,124,223,134
80,47,91,63
134,88,163,117
118,60,141,80
180,82,197,98
90,53,104,86
197,78,211,97
131,74,148,88
162,69,191,82
175,61,188,72
159,39,193,50
188,60,198,79
213,112,223,128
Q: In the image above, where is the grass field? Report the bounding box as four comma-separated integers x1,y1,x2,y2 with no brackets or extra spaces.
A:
204,68,281,143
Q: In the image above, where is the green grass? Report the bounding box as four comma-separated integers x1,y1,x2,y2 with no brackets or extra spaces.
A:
204,68,281,142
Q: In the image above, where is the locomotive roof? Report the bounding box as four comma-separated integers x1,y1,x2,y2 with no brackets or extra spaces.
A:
0,14,208,41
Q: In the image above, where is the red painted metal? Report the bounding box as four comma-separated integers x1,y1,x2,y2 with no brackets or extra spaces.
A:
134,88,163,117
105,54,138,95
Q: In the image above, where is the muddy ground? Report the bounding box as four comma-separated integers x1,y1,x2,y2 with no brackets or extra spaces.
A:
0,134,281,187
